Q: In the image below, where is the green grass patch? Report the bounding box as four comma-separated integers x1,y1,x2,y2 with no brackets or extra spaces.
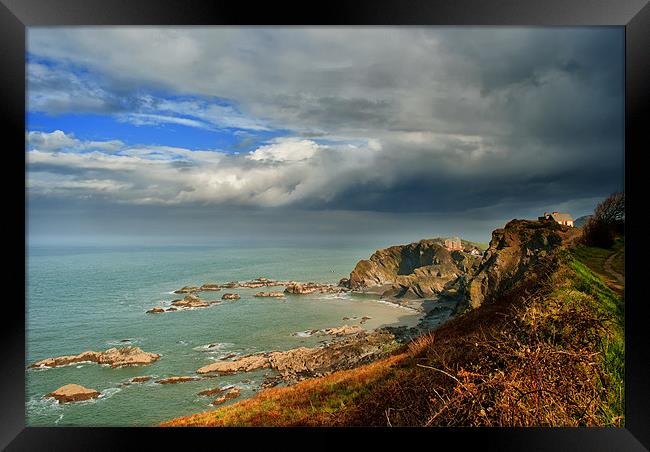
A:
567,250,625,425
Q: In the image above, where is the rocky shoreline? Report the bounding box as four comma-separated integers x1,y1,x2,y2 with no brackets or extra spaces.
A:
196,328,399,385
31,273,462,406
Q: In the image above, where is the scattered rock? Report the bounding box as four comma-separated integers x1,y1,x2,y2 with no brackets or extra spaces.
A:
197,354,270,374
174,286,200,294
128,376,152,383
198,386,229,397
321,325,364,336
45,384,100,403
284,282,344,295
220,353,237,360
165,307,177,312
221,282,239,289
171,293,209,308
261,375,282,389
254,291,285,298
211,388,241,405
30,347,161,369
155,376,200,384
146,307,165,314
221,293,241,300
199,284,221,291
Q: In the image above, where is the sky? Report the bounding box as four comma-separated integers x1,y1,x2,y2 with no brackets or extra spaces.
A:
26,27,624,247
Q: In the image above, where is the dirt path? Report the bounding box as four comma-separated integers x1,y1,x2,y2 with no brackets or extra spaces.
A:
603,250,624,285
600,250,624,295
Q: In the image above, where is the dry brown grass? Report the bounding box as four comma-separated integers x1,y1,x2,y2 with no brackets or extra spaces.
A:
162,353,408,426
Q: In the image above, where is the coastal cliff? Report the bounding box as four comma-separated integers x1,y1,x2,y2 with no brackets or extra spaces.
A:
341,238,482,299
462,219,580,309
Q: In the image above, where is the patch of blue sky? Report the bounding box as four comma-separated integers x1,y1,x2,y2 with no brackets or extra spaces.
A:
27,111,291,153
26,53,296,152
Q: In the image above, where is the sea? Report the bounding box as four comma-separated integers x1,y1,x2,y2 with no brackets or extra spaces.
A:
26,243,422,426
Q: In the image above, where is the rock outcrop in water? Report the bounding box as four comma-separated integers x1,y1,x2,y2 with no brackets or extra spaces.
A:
254,291,285,298
155,376,200,384
46,384,100,403
171,293,210,308
30,347,161,369
174,286,200,294
199,283,221,291
341,238,481,299
221,293,241,300
463,219,580,309
211,387,241,405
284,282,344,295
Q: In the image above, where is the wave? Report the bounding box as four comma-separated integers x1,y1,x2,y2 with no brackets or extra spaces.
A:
193,342,235,352
98,386,122,401
26,395,63,416
292,330,315,338
374,299,421,313
106,337,143,347
316,293,352,300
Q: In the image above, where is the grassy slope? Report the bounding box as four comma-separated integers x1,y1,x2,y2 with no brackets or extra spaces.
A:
164,247,624,427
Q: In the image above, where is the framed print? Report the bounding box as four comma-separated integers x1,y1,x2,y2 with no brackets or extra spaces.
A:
2,0,649,449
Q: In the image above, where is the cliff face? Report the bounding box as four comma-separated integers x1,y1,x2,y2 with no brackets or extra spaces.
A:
464,219,580,308
342,239,481,299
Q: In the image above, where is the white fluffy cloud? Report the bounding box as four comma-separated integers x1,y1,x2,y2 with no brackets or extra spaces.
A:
247,138,323,162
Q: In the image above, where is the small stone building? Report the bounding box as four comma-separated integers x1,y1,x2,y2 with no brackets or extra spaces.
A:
538,211,574,227
444,236,463,251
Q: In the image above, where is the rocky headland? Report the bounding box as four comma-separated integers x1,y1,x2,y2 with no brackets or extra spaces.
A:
340,238,481,299
462,219,580,309
30,347,160,369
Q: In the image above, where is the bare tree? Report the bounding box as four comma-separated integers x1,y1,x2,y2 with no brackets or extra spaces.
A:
594,192,625,224
581,192,624,248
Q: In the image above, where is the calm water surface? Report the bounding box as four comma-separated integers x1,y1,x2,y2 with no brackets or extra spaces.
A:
26,244,421,426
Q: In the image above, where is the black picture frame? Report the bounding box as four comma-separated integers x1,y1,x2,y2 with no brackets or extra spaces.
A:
3,0,649,449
